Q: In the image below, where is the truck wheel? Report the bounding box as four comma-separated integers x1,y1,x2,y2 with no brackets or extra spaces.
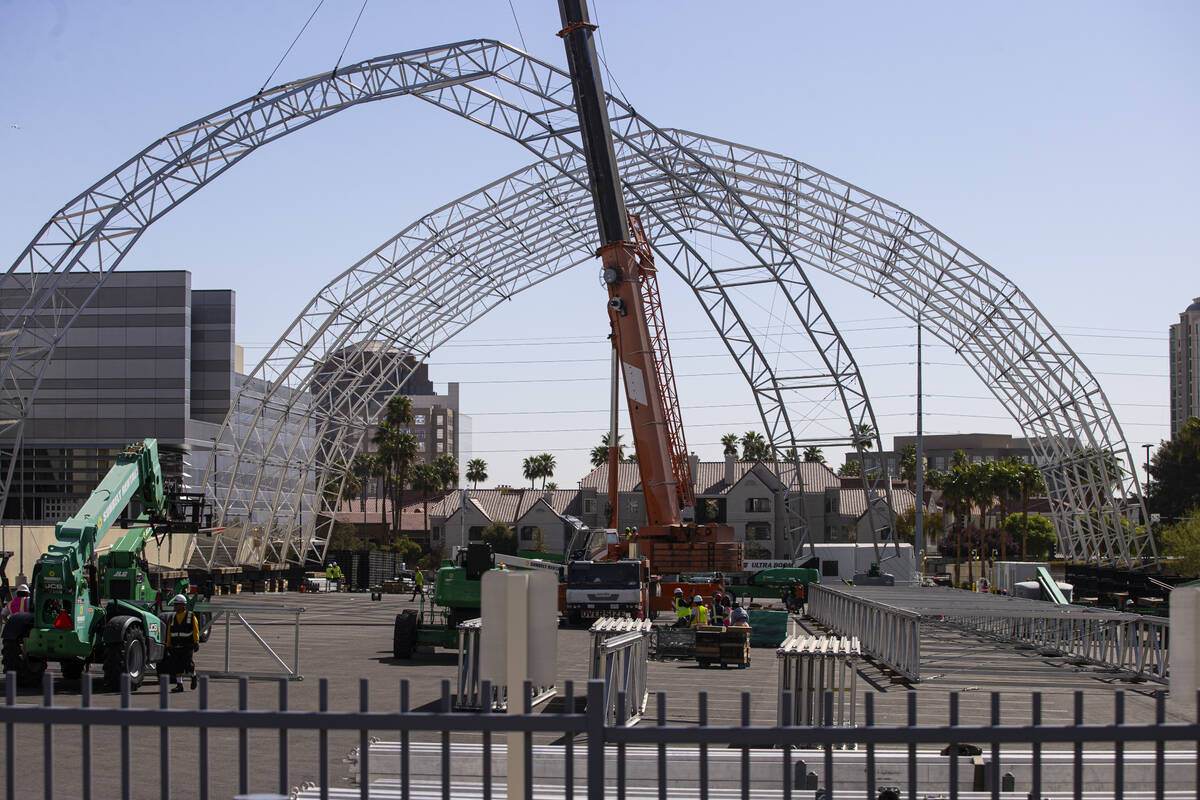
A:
103,626,146,691
60,660,85,681
1,637,47,687
392,611,417,660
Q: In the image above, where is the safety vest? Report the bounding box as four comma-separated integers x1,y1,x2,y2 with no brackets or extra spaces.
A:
326,567,335,580
168,611,196,648
332,566,343,579
6,596,30,615
673,597,689,619
414,571,424,587
692,604,708,627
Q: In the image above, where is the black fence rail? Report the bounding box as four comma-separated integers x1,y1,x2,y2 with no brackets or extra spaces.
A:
3,673,1198,799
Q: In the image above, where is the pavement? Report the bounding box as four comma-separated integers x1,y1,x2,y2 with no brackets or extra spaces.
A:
0,589,1184,799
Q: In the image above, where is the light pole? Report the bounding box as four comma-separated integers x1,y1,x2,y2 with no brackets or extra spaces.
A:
1142,443,1152,487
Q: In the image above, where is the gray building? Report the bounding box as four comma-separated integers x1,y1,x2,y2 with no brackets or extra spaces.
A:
0,270,235,521
1170,297,1200,436
314,341,464,476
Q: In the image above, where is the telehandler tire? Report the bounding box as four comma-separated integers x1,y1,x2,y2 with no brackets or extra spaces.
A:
60,660,85,681
103,625,147,691
392,611,417,659
1,637,46,687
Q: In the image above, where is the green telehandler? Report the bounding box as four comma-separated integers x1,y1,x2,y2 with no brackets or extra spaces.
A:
392,542,499,659
1,439,210,689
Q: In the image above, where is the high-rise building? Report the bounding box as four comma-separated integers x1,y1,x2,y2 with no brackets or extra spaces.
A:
1169,297,1200,436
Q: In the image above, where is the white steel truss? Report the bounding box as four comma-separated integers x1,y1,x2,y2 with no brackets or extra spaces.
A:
0,39,1152,568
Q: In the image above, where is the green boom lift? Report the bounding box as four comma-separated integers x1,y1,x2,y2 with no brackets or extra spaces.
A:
1,439,209,689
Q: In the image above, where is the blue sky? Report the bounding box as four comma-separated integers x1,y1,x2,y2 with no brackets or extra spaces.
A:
2,1,1196,488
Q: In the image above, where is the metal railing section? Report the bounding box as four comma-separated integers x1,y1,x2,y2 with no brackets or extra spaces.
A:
943,612,1170,683
807,584,922,681
588,617,652,726
455,618,555,712
776,634,860,728
4,673,1200,799
194,601,305,681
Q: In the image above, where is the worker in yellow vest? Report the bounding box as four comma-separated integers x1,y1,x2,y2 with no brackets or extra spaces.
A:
690,595,709,628
672,588,691,627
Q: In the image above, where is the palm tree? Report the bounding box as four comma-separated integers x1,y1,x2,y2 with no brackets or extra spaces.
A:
991,458,1022,560
969,462,997,585
898,444,918,490
351,453,374,518
939,465,970,582
434,454,458,490
1017,461,1045,560
740,431,771,461
522,456,539,488
591,432,625,468
535,452,556,489
854,423,877,451
373,395,417,531
837,459,861,478
802,446,825,464
466,458,488,489
411,463,442,538
720,433,740,458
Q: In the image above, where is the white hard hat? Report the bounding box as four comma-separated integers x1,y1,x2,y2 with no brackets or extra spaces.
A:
693,595,702,603
16,584,29,594
673,587,683,595
172,594,187,604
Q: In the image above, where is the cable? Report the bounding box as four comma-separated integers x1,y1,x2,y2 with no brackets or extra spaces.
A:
259,0,327,94
333,0,370,74
506,0,530,52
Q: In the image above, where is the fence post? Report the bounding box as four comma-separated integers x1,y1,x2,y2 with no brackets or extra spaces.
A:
587,679,606,800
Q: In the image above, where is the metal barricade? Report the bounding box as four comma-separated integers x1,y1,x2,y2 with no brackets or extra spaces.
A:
194,601,305,680
588,617,652,725
777,634,860,729
807,584,921,681
455,617,555,711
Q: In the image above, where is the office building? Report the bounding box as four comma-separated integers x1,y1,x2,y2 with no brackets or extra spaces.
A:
1170,297,1200,436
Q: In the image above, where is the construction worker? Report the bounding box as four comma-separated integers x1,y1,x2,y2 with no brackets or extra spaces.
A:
711,591,727,626
332,562,343,591
672,588,691,627
1,584,31,622
411,569,425,601
729,600,750,627
325,562,335,590
690,595,709,628
165,594,199,692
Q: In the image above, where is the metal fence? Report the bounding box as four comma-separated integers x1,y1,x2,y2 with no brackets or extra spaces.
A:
4,671,1200,799
776,635,859,727
942,611,1170,683
807,585,922,681
194,601,306,681
587,618,651,726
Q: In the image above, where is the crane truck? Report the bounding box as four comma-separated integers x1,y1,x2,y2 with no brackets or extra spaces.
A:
557,0,743,603
0,439,209,689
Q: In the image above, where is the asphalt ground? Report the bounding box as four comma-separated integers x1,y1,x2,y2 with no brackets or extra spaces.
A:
0,590,1184,799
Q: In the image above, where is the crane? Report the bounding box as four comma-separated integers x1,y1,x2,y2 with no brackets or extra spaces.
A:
557,0,741,578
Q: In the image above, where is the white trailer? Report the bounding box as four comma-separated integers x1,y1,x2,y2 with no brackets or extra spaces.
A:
796,543,917,586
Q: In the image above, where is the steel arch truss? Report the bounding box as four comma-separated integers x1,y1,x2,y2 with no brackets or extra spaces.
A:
2,39,1151,567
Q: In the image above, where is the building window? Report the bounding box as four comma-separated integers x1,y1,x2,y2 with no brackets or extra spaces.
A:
520,525,539,542
745,497,771,513
746,522,771,541
436,443,443,453
468,526,484,541
583,498,596,514
629,498,640,514
432,527,441,540
436,429,444,440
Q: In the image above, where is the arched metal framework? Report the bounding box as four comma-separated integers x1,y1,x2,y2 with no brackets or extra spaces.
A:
1,39,1153,568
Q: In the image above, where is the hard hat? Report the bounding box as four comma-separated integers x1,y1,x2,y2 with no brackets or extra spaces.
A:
693,595,703,603
172,594,187,605
673,587,683,595
16,584,29,594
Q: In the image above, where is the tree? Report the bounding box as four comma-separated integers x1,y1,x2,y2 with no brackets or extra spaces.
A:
328,522,368,552
1158,509,1200,577
898,444,918,490
373,395,416,531
969,462,997,583
466,458,488,489
853,423,877,451
1015,461,1045,560
837,459,861,477
546,482,558,490
480,521,518,555
1148,417,1200,522
590,432,625,468
535,452,556,488
802,446,825,464
351,454,374,519
433,453,459,490
1002,513,1056,560
384,536,423,567
410,463,442,537
522,455,539,488
938,464,971,580
989,458,1022,560
720,433,740,458
740,431,771,461
894,506,944,547
624,451,638,463
531,528,549,553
